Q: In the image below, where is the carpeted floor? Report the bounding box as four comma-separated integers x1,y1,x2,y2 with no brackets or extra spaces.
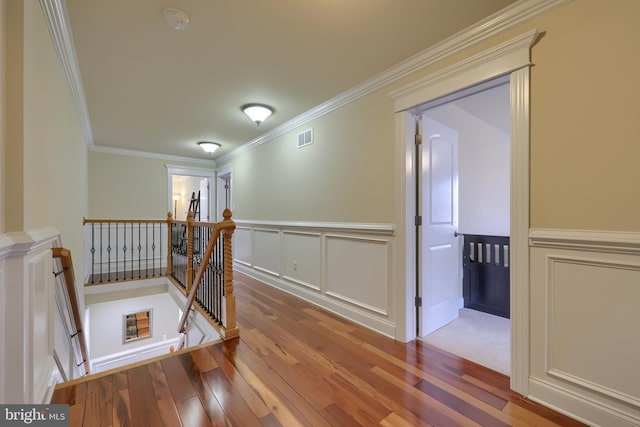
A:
420,308,510,375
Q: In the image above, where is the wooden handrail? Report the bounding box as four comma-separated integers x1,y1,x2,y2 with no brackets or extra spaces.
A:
52,247,90,375
176,209,236,337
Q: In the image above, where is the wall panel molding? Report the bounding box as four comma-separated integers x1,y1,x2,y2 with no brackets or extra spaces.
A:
530,228,640,426
234,221,395,337
530,228,640,254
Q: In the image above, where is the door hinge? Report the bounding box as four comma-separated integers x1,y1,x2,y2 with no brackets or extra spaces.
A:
414,133,422,145
415,215,422,226
415,296,422,307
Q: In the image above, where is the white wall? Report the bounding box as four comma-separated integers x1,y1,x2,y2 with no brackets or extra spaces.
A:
88,290,180,359
426,100,510,237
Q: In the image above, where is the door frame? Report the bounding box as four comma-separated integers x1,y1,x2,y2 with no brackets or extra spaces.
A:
390,30,538,395
165,165,216,221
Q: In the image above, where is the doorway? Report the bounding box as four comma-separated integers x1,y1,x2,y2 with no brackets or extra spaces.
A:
391,31,536,394
166,165,215,222
416,81,511,374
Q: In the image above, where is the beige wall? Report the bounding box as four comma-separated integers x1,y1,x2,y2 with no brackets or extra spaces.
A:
227,0,640,232
0,0,5,233
22,0,87,251
231,90,395,223
529,0,640,231
1,0,87,298
4,0,24,231
88,151,212,219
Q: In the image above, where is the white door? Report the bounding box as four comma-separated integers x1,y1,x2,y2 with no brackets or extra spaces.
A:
419,116,461,336
199,178,210,221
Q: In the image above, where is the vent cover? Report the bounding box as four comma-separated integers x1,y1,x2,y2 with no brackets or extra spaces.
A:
297,128,313,148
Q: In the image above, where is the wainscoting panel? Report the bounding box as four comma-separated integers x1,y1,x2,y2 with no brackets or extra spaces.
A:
325,235,389,316
282,231,321,291
234,227,252,266
253,229,281,276
529,229,640,426
234,220,395,337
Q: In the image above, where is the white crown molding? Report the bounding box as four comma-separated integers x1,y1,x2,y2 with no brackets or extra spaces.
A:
39,0,94,146
165,164,216,177
90,145,214,166
42,0,570,164
529,228,640,254
235,219,394,235
217,0,571,164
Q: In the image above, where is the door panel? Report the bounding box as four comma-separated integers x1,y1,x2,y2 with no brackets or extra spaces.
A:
420,116,461,337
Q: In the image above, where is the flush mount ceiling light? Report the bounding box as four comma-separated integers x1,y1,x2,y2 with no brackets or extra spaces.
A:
164,8,189,30
198,141,221,154
242,104,274,126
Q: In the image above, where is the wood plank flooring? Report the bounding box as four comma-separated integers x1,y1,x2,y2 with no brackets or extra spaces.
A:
52,272,586,426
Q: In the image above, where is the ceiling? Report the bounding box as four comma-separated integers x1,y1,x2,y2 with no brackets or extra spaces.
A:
65,0,515,161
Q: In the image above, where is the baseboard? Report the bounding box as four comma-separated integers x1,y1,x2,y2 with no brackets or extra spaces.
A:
235,264,396,338
529,378,640,427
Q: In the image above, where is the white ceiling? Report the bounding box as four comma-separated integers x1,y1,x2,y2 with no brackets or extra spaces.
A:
65,0,515,160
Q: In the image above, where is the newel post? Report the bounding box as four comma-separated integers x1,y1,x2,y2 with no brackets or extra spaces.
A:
166,212,173,277
222,208,239,339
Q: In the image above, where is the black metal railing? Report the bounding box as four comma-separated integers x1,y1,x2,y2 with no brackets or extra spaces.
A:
83,219,167,284
176,210,238,340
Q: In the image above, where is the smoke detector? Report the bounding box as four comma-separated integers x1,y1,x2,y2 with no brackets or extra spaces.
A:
164,8,189,31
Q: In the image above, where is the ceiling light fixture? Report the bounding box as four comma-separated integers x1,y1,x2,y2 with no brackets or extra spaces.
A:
164,8,189,31
198,141,221,154
242,103,274,126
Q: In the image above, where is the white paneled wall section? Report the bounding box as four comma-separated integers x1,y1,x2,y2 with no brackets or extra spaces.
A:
529,229,640,427
234,221,396,337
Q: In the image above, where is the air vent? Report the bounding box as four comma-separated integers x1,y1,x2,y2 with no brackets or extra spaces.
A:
297,128,313,148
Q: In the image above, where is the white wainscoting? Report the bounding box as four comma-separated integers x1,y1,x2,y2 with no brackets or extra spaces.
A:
529,229,640,427
0,227,60,404
234,220,396,337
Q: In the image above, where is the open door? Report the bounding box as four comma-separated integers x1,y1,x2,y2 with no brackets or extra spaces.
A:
419,116,461,336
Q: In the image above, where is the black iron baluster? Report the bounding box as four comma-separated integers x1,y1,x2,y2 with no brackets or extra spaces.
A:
116,223,119,281
152,223,156,277
130,222,134,280
99,223,103,282
123,223,127,280
138,223,142,279
90,223,95,284
107,223,112,282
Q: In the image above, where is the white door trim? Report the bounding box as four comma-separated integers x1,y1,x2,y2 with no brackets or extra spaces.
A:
390,30,538,396
165,164,216,220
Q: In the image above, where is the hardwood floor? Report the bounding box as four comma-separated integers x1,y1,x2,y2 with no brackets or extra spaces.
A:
52,272,586,426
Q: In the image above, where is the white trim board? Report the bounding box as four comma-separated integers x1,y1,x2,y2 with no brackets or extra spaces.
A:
91,145,215,166
390,31,536,396
235,219,394,235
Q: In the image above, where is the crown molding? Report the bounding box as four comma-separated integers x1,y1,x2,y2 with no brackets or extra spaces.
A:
39,0,94,146
217,0,571,164
90,145,215,166
42,0,570,164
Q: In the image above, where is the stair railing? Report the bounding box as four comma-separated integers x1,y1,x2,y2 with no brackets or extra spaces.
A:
52,248,90,375
175,209,238,340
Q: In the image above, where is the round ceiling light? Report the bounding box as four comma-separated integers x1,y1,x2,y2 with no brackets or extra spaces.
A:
164,8,189,31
